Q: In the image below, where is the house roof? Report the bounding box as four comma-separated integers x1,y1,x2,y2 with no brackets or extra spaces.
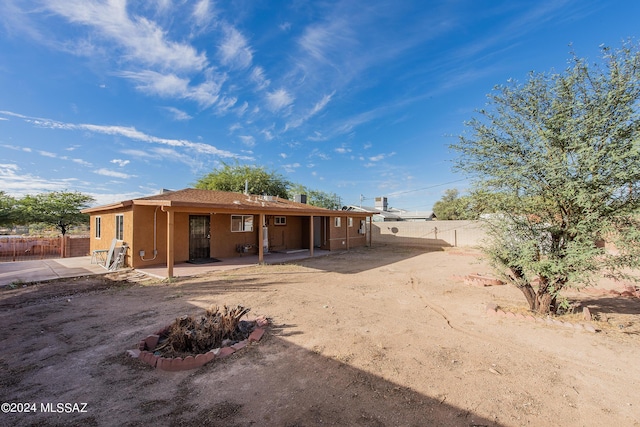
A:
343,204,435,220
344,205,402,220
82,188,372,217
395,210,436,220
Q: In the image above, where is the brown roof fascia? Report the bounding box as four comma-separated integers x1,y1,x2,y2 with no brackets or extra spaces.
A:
155,203,371,217
81,200,133,214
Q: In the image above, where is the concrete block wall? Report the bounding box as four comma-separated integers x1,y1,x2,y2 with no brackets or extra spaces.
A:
371,220,488,248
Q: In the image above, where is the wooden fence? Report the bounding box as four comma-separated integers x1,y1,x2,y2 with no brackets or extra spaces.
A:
0,236,90,262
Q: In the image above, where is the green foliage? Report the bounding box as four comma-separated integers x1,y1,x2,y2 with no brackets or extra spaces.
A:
0,191,17,227
432,188,510,219
18,191,95,236
195,161,291,199
452,42,640,313
432,189,475,220
195,162,342,209
288,184,341,210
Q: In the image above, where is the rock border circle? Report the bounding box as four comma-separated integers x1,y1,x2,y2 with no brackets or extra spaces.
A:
126,316,269,371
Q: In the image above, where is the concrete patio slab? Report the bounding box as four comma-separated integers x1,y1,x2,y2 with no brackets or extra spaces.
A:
0,249,334,286
0,256,108,287
136,249,332,279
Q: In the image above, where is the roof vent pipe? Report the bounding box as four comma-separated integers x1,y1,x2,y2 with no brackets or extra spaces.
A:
244,180,249,195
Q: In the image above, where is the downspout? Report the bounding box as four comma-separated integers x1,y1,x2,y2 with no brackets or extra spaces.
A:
140,206,159,261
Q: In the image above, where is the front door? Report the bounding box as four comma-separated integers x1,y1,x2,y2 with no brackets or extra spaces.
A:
189,215,210,260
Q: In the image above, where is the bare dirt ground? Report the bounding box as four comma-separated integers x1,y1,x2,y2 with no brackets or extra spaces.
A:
1,245,639,427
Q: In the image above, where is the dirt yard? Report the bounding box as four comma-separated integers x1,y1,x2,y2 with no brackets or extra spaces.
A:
1,245,639,427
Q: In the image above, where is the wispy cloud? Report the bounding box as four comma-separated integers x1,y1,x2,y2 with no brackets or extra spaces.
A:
282,163,301,173
1,110,248,159
119,70,222,108
368,152,396,162
72,158,92,167
250,66,270,90
239,135,255,147
163,107,193,121
286,91,334,130
46,0,207,73
266,88,294,112
218,24,253,70
0,163,78,197
95,168,136,179
119,147,206,171
38,150,57,158
308,148,330,161
192,0,215,28
111,159,130,167
298,17,355,66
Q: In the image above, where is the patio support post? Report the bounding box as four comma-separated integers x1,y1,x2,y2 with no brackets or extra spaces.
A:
345,215,350,250
258,213,264,263
309,215,314,257
166,209,175,278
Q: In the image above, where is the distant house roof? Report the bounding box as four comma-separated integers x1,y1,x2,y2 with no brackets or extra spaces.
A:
83,188,362,216
395,210,436,221
344,205,401,221
343,204,435,221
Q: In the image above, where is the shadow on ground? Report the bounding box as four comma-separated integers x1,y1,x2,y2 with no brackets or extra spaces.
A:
578,297,640,316
0,262,501,427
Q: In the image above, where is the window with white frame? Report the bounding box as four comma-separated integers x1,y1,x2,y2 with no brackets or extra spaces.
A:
231,215,254,232
334,217,341,227
95,216,101,239
274,216,286,225
115,214,124,241
348,217,353,227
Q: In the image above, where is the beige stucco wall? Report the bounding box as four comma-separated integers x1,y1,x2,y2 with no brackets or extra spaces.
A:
371,220,487,248
211,213,258,258
88,207,133,266
326,215,368,251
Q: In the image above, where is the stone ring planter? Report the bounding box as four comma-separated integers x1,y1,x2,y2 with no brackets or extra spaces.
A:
126,316,268,371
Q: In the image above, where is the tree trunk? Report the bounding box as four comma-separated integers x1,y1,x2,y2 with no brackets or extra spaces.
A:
517,277,558,314
534,291,555,314
519,283,537,310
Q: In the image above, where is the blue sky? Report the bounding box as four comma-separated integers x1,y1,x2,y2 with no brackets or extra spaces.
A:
1,1,639,210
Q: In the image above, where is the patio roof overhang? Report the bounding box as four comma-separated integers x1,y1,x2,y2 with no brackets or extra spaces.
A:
82,189,375,279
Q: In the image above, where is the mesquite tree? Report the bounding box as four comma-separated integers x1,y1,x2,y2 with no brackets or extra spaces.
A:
195,161,291,199
452,42,640,314
19,191,94,236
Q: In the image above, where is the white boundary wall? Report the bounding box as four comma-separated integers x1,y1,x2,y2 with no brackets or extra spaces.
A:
371,220,487,248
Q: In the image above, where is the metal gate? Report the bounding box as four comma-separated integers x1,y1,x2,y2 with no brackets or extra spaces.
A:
189,215,210,261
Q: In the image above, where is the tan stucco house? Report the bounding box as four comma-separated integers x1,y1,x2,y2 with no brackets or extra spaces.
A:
82,188,373,277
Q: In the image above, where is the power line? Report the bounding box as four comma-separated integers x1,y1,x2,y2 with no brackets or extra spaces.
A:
385,178,468,197
351,178,468,206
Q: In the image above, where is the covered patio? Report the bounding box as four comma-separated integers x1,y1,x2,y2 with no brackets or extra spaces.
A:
135,248,332,279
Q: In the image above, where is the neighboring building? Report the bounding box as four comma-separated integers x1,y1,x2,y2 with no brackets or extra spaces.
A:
82,188,373,277
344,196,436,222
